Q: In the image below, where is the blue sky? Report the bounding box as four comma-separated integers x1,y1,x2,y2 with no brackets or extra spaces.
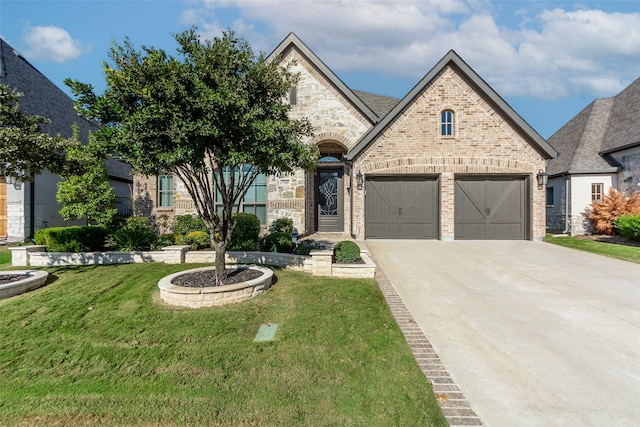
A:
2,0,640,138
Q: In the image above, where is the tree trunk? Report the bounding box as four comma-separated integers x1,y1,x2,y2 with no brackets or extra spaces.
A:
214,240,228,282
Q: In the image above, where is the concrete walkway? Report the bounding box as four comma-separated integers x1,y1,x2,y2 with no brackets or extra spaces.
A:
366,240,640,427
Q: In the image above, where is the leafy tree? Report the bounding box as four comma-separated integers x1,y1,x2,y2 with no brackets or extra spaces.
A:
66,28,317,281
56,131,118,227
0,84,71,180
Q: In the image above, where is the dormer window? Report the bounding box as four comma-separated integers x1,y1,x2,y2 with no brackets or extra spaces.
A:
441,109,454,137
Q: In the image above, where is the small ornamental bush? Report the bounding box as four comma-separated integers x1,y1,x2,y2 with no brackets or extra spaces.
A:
111,223,157,251
588,189,640,235
229,213,261,251
261,232,294,253
173,214,209,236
35,226,108,252
295,239,325,255
268,217,294,235
333,240,361,263
153,233,177,250
613,214,640,242
178,231,210,250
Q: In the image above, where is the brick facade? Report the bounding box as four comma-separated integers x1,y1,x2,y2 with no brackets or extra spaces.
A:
133,35,553,241
350,66,547,239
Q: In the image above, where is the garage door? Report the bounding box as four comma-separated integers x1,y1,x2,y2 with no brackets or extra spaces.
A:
365,177,438,239
455,177,527,239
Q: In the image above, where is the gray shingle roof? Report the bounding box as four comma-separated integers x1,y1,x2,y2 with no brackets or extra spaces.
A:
601,77,640,153
0,37,131,181
352,90,399,118
547,76,640,176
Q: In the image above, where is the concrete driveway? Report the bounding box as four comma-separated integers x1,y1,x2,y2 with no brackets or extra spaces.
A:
366,240,640,427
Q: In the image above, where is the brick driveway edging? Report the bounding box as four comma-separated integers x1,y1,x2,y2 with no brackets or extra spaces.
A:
370,254,484,427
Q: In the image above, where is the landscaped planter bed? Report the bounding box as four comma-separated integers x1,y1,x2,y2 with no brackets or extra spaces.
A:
0,270,49,300
158,265,273,308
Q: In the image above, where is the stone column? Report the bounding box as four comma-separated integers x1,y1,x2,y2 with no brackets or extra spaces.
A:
8,245,46,267
310,250,333,277
162,245,190,264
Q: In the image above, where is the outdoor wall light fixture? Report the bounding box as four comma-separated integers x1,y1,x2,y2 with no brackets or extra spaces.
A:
537,170,549,189
5,175,22,190
356,170,363,190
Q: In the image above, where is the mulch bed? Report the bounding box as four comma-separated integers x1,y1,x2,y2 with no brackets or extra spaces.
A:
171,268,263,288
0,273,32,285
573,235,640,247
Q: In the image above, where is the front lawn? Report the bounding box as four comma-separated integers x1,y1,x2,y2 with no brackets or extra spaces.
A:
546,234,640,264
0,263,446,426
0,246,10,265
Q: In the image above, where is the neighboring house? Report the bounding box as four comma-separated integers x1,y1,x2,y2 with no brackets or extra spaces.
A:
136,33,556,240
0,38,132,242
546,77,640,235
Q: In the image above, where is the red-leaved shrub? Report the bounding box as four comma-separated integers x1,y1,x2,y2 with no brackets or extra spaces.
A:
588,188,640,235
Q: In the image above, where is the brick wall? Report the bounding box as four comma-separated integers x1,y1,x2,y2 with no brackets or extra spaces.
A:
351,66,547,240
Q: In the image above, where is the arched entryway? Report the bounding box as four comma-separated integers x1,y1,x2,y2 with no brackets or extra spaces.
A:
314,141,347,232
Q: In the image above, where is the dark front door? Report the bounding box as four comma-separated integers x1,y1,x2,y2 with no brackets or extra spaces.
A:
316,169,344,232
365,177,439,239
454,177,527,239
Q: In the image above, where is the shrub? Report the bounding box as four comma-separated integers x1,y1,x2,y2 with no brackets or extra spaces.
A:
588,189,640,235
177,231,211,250
153,233,178,250
261,232,294,253
268,217,294,235
614,214,640,242
229,213,261,251
173,214,209,236
111,223,157,251
34,226,108,252
295,239,324,255
334,240,361,263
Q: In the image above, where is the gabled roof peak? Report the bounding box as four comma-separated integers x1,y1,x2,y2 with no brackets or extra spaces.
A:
267,33,379,123
346,49,557,160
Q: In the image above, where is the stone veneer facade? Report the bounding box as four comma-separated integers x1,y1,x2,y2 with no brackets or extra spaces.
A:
267,47,372,234
133,35,552,241
350,66,547,240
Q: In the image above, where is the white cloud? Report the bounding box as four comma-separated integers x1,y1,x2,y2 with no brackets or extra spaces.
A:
184,1,640,100
22,25,90,63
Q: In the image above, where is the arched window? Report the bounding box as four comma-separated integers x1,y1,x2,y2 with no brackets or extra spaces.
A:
441,110,454,137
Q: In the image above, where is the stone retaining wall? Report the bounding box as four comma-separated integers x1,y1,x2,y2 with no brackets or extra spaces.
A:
9,245,375,279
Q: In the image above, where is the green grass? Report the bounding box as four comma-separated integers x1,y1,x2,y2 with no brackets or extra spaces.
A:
0,246,10,265
546,234,640,264
0,263,447,426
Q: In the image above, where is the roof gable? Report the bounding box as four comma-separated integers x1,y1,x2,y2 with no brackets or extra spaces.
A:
547,76,640,176
0,37,98,143
267,33,379,124
346,50,557,161
600,76,640,154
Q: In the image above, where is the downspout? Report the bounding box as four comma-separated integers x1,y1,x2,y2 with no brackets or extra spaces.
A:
564,175,569,234
29,181,35,240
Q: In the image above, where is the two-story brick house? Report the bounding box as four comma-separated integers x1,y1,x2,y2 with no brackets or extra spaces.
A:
136,33,556,240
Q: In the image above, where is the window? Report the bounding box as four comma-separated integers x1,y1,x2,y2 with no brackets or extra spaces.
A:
158,175,174,208
591,183,604,203
441,110,454,137
546,187,554,207
215,166,267,224
289,86,297,105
